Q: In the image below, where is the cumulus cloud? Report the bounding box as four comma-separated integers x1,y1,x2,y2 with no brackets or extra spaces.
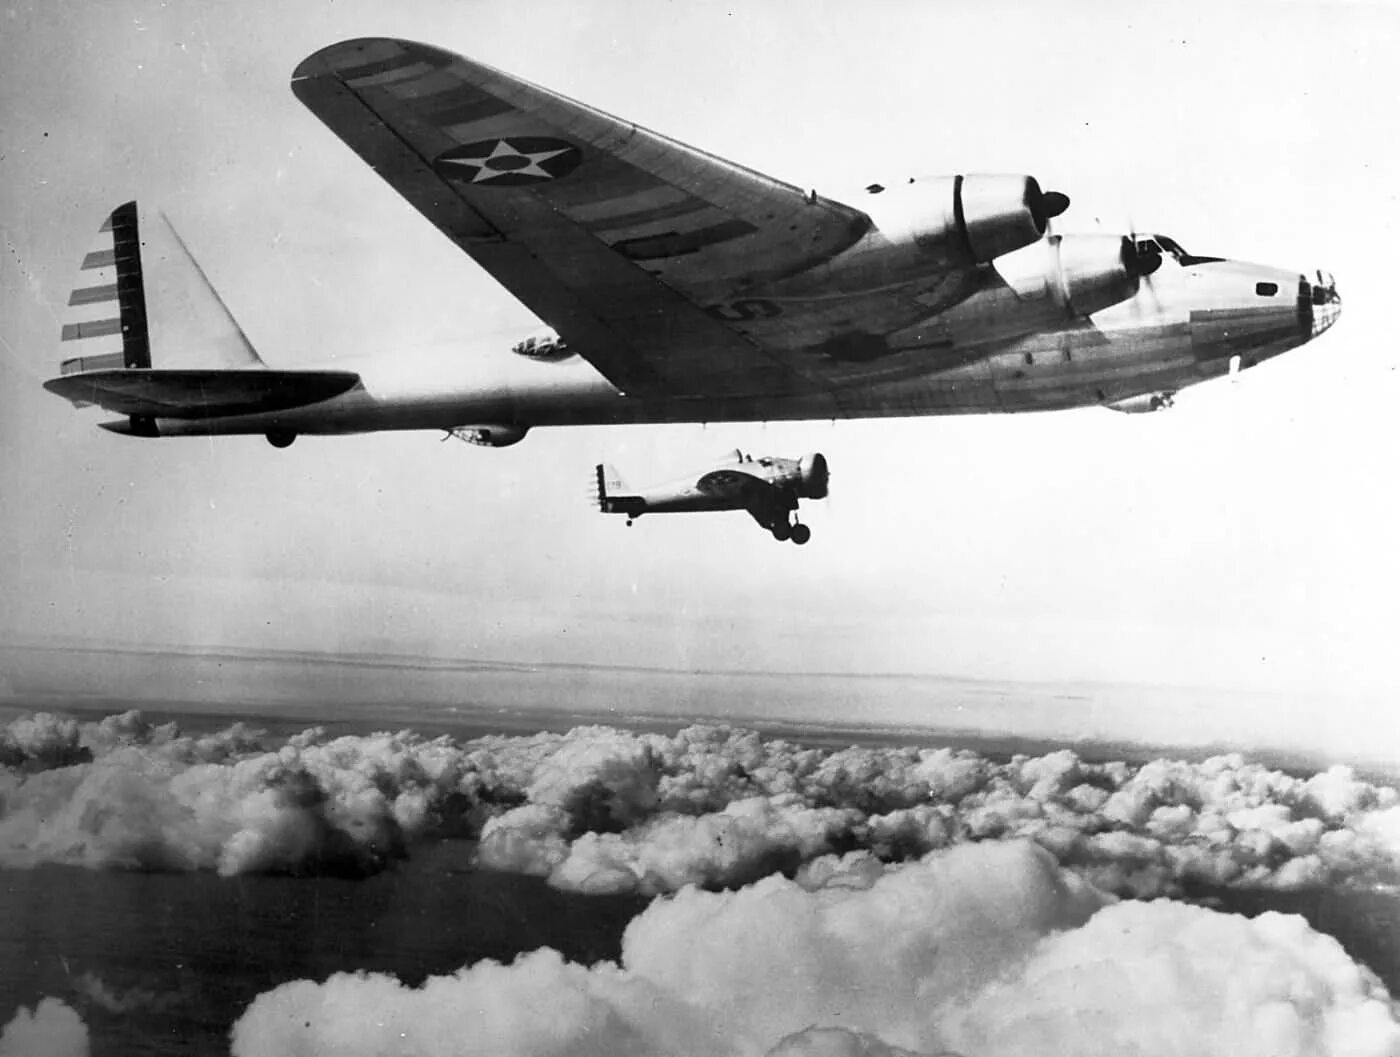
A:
0,712,88,770
766,1028,943,1057
8,712,1395,1055
2,711,1398,899
230,841,1400,1057
72,972,182,1015
0,998,89,1057
944,900,1400,1057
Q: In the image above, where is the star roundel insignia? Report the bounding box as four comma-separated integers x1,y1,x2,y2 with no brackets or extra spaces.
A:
433,137,582,186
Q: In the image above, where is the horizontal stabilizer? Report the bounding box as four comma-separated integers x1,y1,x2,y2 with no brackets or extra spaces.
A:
42,368,361,419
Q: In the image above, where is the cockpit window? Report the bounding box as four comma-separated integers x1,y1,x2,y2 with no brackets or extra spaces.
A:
1150,233,1224,266
1155,235,1185,258
1152,235,1194,259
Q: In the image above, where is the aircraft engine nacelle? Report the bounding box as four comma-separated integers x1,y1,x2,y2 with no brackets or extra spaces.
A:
997,234,1150,317
797,452,829,500
957,175,1065,262
453,424,530,447
867,174,1066,265
1105,392,1176,414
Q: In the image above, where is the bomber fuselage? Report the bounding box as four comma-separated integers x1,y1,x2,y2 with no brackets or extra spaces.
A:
141,235,1340,442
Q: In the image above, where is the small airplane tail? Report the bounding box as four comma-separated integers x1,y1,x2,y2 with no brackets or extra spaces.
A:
44,201,358,435
593,463,624,511
593,463,648,519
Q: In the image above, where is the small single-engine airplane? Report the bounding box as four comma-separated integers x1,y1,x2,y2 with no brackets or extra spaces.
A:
596,451,829,544
45,37,1341,448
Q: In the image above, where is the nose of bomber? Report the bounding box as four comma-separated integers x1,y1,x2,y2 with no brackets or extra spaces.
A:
1299,269,1342,341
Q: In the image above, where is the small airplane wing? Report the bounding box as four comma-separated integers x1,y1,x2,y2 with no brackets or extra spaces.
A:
694,468,765,502
292,38,876,400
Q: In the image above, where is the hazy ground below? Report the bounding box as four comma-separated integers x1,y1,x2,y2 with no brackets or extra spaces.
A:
3,640,1396,782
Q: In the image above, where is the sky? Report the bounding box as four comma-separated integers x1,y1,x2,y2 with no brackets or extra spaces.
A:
2,0,1399,750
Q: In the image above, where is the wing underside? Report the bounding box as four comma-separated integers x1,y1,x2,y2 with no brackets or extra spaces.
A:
291,38,877,400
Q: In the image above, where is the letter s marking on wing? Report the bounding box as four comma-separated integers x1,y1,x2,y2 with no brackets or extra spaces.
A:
705,299,782,322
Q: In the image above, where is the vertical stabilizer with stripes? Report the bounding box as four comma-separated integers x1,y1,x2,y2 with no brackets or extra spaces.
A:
593,463,632,512
46,202,362,434
59,203,151,391
58,201,264,385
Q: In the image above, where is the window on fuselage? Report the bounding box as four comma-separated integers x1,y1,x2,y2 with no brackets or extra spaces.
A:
1256,281,1279,297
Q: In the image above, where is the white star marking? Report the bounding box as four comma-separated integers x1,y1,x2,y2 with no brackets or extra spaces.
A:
439,139,574,183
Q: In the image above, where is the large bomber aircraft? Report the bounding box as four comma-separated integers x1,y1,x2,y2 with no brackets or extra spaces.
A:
46,37,1341,449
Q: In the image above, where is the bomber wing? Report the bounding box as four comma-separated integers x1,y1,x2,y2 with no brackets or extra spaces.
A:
292,38,876,401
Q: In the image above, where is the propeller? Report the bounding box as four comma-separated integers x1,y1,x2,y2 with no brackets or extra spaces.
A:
1120,213,1165,320
1033,185,1071,240
1120,209,1162,280
1037,189,1071,229
1120,234,1162,280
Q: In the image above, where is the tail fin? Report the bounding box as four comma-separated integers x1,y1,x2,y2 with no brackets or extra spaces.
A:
47,202,359,432
593,463,628,512
56,201,263,391
57,202,151,387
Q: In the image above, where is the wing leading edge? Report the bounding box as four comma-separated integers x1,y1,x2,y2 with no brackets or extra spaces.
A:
291,38,874,401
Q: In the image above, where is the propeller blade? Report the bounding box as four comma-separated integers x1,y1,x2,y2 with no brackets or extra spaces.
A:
1030,186,1071,233
1119,236,1162,279
1041,190,1070,219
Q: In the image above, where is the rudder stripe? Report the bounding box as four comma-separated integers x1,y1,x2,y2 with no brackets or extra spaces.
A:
68,283,119,306
109,201,151,369
61,318,123,340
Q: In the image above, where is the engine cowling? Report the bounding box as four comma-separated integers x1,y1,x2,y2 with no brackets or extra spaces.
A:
1105,392,1176,414
797,452,829,499
453,424,530,447
510,329,573,362
997,234,1153,317
865,174,1066,265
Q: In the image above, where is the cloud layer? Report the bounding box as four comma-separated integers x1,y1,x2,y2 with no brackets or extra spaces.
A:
3,711,1397,899
229,841,1400,1057
0,999,89,1057
6,712,1400,1055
